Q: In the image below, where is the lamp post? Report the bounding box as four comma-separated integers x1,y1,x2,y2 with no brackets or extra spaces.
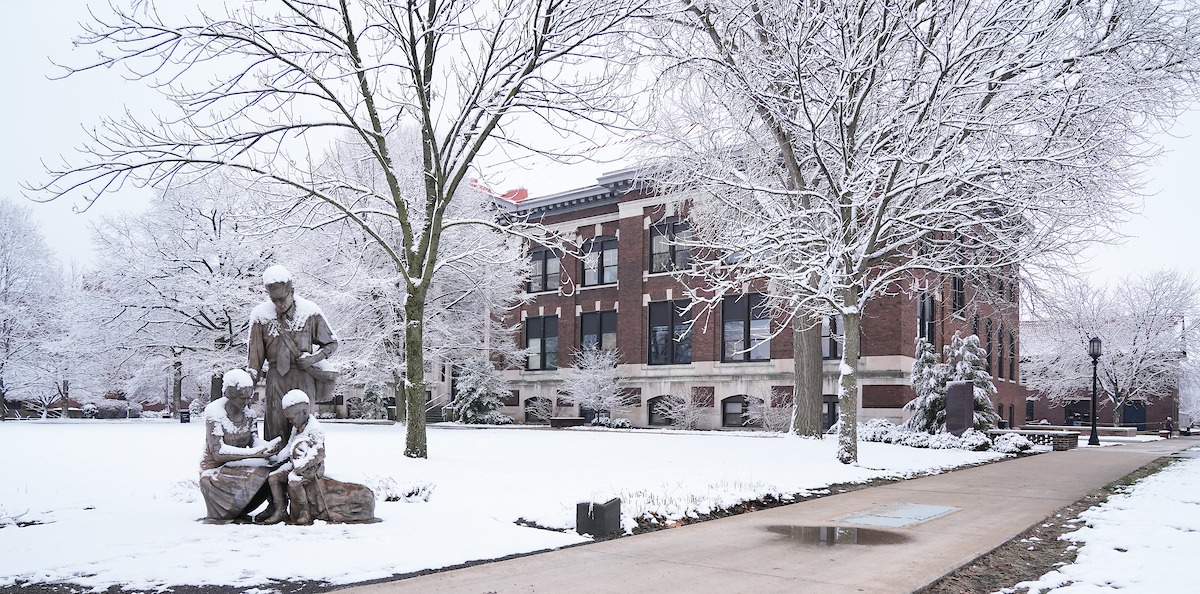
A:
1088,337,1102,446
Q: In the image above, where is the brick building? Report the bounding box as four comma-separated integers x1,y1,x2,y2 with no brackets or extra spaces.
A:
485,168,1026,429
1024,389,1179,432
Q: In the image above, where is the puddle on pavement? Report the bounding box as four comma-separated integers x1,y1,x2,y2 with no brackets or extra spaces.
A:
767,525,910,546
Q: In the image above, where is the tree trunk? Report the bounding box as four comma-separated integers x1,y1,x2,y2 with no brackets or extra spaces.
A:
836,305,862,465
171,351,184,418
61,380,70,419
792,314,824,437
209,373,221,402
404,292,429,458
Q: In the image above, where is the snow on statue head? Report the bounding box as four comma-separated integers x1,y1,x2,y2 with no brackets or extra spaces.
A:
282,390,310,410
222,369,254,391
263,265,293,288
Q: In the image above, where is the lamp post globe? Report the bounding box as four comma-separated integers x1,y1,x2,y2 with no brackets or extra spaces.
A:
1088,337,1102,446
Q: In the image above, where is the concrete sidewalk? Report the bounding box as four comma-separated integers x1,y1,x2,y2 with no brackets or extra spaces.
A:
336,438,1197,594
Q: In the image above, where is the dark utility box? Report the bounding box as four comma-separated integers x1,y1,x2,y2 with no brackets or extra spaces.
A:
576,498,621,537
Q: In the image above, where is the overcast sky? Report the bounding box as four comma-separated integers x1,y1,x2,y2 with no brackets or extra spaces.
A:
2,1,1197,285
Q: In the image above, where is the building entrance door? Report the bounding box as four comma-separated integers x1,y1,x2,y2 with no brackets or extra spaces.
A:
1122,400,1146,431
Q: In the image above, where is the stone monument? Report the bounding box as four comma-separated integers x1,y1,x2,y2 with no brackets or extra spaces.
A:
945,381,973,436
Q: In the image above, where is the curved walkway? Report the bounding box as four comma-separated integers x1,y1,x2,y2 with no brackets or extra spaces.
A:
335,438,1197,594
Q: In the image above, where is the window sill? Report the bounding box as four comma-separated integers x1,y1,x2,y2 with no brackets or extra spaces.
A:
577,282,617,291
644,268,692,278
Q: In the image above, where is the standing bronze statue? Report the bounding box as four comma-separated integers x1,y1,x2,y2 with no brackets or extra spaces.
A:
248,265,339,441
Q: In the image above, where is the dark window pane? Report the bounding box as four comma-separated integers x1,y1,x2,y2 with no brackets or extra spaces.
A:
722,396,745,427
649,325,670,364
604,241,618,284
546,256,559,281
749,319,771,360
723,320,745,361
545,336,558,369
582,249,599,286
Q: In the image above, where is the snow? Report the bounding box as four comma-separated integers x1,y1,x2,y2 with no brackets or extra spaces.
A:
282,390,310,409
1002,447,1200,594
263,264,292,286
0,421,1007,591
222,368,253,390
249,296,329,331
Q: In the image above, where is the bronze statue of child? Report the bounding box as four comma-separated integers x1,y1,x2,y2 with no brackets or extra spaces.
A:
260,390,325,525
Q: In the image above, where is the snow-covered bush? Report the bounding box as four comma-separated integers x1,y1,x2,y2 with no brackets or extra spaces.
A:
558,347,630,422
958,429,992,451
588,416,632,429
364,476,434,502
94,399,142,419
897,431,930,448
188,397,208,417
81,403,98,419
858,419,1019,454
926,432,961,449
745,390,792,432
446,356,509,424
169,479,199,503
991,433,1034,454
361,387,388,420
474,411,515,425
654,395,706,430
859,418,900,443
904,334,1000,433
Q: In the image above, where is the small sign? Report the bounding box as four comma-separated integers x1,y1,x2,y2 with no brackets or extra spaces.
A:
180,411,191,423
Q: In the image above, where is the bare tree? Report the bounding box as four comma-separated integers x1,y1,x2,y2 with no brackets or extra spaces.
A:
745,388,791,432
0,198,61,420
1179,357,1200,427
88,174,277,416
34,0,652,457
653,394,707,430
1024,270,1197,425
523,394,571,423
642,0,1200,462
557,346,629,423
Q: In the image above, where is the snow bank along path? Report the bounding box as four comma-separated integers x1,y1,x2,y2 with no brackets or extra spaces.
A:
1004,448,1200,594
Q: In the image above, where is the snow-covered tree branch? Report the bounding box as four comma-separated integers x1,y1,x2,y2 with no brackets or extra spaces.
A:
1024,270,1197,425
32,0,655,457
641,0,1200,462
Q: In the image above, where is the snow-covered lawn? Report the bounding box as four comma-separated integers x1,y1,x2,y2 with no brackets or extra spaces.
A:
1,420,1007,591
1002,448,1200,594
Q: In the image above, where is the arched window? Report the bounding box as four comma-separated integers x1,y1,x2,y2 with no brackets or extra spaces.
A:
524,397,551,424
721,395,749,428
647,395,673,426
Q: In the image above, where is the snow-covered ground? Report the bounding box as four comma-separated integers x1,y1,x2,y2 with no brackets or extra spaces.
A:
0,420,1009,591
1002,447,1200,594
